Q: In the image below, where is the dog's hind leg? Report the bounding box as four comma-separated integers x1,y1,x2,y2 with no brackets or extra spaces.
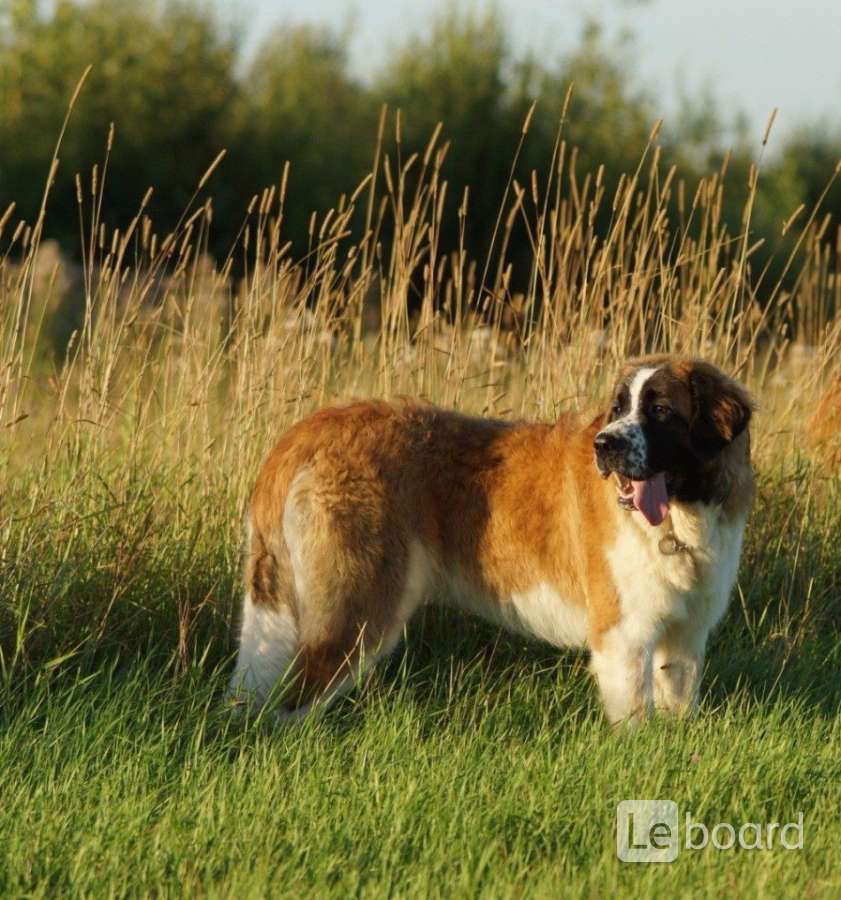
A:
279,467,430,717
229,514,302,711
229,592,299,707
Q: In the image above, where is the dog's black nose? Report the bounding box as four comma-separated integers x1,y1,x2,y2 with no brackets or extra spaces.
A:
594,431,625,454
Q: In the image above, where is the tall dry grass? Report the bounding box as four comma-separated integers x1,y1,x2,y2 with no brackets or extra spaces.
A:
1,99,840,673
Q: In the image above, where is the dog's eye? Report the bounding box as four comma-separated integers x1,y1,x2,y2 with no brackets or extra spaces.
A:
611,403,622,417
652,403,671,418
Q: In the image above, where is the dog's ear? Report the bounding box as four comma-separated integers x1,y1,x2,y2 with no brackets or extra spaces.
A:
688,363,753,457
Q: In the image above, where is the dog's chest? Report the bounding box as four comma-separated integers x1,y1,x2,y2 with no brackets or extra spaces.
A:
607,505,746,632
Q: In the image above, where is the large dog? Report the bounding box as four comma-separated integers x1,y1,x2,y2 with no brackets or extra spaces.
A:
229,355,754,724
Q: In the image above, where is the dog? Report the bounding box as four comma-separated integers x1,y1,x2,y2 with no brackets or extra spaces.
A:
229,355,754,724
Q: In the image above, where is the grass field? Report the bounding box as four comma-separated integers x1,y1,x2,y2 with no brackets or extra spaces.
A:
2,109,841,896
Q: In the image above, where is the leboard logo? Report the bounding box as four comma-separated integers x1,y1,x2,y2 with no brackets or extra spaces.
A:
616,800,804,863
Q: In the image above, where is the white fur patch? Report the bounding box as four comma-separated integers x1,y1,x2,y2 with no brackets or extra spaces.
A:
629,366,659,412
507,582,589,648
429,569,588,651
396,541,432,624
229,592,299,704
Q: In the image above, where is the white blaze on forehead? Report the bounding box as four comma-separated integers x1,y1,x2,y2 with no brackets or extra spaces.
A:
628,366,660,417
602,366,660,433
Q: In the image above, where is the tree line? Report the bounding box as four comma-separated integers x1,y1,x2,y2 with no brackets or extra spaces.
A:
2,0,840,295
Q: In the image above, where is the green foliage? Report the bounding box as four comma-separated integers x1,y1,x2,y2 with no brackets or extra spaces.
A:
776,126,841,233
377,8,520,253
524,21,658,183
0,1,840,297
242,24,378,242
0,0,241,246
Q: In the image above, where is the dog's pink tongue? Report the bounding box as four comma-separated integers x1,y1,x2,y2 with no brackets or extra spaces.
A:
632,472,669,526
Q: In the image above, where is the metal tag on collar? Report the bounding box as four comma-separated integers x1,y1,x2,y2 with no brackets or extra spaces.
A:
659,532,688,555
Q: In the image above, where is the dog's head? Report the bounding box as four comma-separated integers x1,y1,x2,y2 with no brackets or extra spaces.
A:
593,357,753,525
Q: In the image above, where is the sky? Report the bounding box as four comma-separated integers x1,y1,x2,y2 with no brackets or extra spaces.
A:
237,0,841,146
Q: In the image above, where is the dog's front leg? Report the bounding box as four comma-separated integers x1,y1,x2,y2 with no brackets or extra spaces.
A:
589,628,654,726
653,621,707,715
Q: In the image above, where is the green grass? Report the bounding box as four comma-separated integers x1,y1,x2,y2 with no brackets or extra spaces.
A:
1,465,839,898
